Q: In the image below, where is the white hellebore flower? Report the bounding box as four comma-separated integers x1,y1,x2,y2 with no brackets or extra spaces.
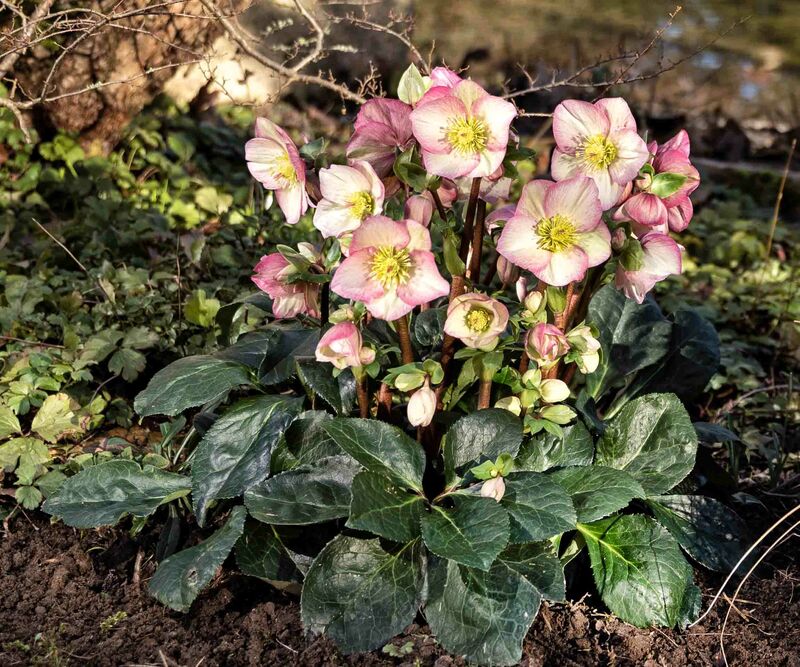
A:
313,161,385,238
407,380,436,427
480,476,506,502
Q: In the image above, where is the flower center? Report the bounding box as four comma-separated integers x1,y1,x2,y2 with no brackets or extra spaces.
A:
579,134,618,170
446,116,488,154
349,191,375,221
272,152,297,184
464,306,493,333
369,246,412,289
536,214,577,253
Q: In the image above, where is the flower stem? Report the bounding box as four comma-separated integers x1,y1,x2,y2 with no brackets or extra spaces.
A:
377,382,393,421
356,375,369,418
320,282,330,327
459,177,482,262
477,377,492,409
395,314,414,364
430,188,448,222
468,199,487,282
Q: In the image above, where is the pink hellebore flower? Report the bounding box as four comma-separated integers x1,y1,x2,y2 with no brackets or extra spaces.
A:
330,216,449,321
245,118,309,225
346,98,414,178
429,66,463,88
252,250,320,319
480,476,505,502
614,232,683,303
444,292,509,350
526,323,570,367
410,80,516,179
315,322,375,370
497,176,611,286
552,98,649,209
313,161,385,238
404,194,434,227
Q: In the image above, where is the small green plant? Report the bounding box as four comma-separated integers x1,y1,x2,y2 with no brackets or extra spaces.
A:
100,611,128,633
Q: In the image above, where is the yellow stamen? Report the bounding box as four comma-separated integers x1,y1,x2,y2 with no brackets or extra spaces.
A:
370,246,412,289
536,214,577,253
464,306,493,333
272,152,297,184
349,191,375,221
446,116,488,154
578,134,618,170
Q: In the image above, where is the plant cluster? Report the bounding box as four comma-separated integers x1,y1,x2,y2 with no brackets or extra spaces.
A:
42,66,750,665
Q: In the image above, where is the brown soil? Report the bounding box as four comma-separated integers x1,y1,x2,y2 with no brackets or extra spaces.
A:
0,515,798,667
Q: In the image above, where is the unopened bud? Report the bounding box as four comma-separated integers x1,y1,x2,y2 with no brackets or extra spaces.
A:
480,476,506,502
407,381,436,427
540,379,570,403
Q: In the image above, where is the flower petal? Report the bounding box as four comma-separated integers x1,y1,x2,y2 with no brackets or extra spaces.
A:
589,168,625,210
319,163,371,204
396,250,450,306
543,176,602,231
410,94,468,153
607,129,649,184
313,200,359,238
422,149,479,179
515,180,551,220
550,148,582,181
595,98,638,132
576,224,612,267
537,246,589,286
275,184,308,225
405,220,433,252
330,250,385,302
365,290,413,321
350,216,411,252
497,215,552,273
473,94,517,150
553,100,610,152
641,232,682,277
245,138,287,189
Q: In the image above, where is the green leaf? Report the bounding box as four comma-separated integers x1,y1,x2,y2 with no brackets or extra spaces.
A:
515,421,594,472
425,556,542,666
323,418,425,492
16,485,43,509
596,393,697,496
646,495,748,572
185,289,222,327
108,347,146,382
347,471,425,542
443,409,523,480
259,327,320,385
31,393,82,443
244,456,361,525
192,395,304,525
421,495,509,571
649,172,688,198
0,437,50,485
273,411,345,471
195,186,233,214
235,521,299,583
500,542,566,602
296,360,355,415
134,355,253,417
501,472,576,542
393,146,429,191
0,405,22,439
149,506,246,612
625,309,720,403
301,535,425,652
586,285,672,399
579,514,700,627
42,460,190,528
412,307,447,350
121,326,159,350
548,465,645,523
216,329,279,368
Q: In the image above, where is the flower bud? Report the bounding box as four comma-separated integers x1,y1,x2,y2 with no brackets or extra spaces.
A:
496,256,520,286
540,379,570,403
404,194,434,227
316,322,373,370
539,404,577,425
407,381,436,427
525,323,570,367
494,396,522,416
329,305,357,324
515,276,529,304
620,238,646,271
480,476,506,502
611,227,627,251
524,291,544,314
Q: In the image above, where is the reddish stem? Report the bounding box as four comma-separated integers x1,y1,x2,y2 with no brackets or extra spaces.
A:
459,177,482,262
395,314,414,364
477,377,492,409
468,199,487,283
356,375,369,418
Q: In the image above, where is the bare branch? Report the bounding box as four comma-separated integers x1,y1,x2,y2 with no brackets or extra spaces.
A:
0,0,56,80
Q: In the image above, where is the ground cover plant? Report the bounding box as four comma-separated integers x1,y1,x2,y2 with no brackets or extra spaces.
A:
33,64,764,666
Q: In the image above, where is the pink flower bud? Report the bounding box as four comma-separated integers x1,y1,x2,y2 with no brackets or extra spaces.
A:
252,253,320,319
480,476,505,502
525,323,570,366
315,322,374,370
611,228,627,251
515,277,529,304
496,256,520,286
407,380,436,427
404,194,434,227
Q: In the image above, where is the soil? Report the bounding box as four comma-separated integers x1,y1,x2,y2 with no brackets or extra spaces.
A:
0,515,798,667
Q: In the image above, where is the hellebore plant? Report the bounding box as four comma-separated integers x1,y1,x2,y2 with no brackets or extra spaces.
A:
45,64,747,667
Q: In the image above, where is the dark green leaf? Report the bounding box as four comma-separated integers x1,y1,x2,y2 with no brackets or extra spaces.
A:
216,330,279,368
149,506,246,612
425,556,541,666
273,411,345,471
236,521,300,583
412,307,447,349
693,422,740,444
501,472,576,542
597,393,697,496
301,535,425,652
43,460,190,528
259,327,320,385
347,471,425,542
646,495,748,572
244,456,360,525
297,360,355,415
323,418,425,492
134,356,253,417
579,514,699,627
443,409,523,480
515,421,594,472
548,465,645,523
421,495,509,571
586,286,672,399
192,395,304,525
500,542,566,602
